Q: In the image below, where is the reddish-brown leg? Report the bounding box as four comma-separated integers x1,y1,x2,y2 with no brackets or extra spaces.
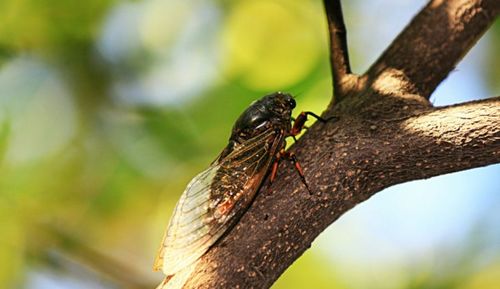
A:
290,112,308,136
270,148,312,194
283,151,311,193
270,157,280,182
290,111,338,137
270,113,336,192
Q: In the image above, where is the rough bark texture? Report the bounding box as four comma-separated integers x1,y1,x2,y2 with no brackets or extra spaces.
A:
176,0,500,288
366,0,500,98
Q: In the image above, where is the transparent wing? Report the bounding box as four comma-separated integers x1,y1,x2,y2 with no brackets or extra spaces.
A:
153,165,219,275
154,129,282,276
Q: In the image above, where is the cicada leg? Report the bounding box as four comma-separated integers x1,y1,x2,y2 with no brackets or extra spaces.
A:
270,148,312,194
274,112,338,192
290,111,338,137
270,112,336,192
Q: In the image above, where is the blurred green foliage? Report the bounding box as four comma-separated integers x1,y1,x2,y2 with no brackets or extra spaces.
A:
0,0,499,288
0,0,113,51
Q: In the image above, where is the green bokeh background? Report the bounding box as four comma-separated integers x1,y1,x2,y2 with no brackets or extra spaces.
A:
0,0,498,288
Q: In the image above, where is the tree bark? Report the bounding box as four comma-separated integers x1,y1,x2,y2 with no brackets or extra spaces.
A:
177,0,500,287
366,0,500,98
324,0,355,99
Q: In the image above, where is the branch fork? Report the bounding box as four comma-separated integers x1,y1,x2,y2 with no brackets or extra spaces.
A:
163,0,500,288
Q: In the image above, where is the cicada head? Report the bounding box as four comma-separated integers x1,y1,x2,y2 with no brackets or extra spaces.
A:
231,92,295,142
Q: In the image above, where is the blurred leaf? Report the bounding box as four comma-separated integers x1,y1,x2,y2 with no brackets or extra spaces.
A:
91,159,142,215
0,0,115,52
138,108,201,162
485,22,500,93
222,0,325,90
462,261,500,289
273,250,342,289
0,207,24,288
0,120,10,163
0,46,14,67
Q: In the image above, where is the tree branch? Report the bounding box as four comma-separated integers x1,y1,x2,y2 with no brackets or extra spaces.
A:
181,96,500,288
366,0,499,98
156,1,500,288
323,0,356,100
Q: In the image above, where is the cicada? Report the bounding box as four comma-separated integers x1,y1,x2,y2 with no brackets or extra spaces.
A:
154,92,331,287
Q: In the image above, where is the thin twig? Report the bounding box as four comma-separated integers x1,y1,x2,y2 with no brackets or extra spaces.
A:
323,0,352,99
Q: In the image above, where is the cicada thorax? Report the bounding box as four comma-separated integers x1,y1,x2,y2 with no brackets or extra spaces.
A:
206,92,297,217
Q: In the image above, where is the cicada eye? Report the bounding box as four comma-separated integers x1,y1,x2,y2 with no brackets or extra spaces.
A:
288,97,296,109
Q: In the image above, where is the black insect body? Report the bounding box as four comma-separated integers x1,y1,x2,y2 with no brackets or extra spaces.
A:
154,92,330,285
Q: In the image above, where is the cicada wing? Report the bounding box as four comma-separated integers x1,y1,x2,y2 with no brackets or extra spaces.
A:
153,166,219,275
154,129,283,277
